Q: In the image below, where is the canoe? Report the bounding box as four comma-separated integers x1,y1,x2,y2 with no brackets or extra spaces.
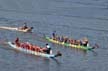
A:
45,36,93,50
7,42,61,58
0,26,31,32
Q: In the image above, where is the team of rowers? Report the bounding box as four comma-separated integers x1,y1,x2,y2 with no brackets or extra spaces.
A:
12,23,98,55
52,31,89,47
14,37,53,54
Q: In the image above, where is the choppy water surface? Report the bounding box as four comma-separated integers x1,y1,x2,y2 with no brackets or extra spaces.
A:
0,0,108,71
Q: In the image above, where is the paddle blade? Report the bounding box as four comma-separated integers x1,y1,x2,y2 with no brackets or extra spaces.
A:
92,43,99,49
54,51,62,57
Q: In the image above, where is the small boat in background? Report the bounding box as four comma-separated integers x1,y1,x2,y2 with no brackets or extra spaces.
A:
0,26,33,33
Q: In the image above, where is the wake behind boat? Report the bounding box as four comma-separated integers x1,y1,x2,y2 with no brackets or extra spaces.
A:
0,26,18,30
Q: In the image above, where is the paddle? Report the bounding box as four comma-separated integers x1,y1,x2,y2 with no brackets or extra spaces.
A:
54,51,62,57
91,43,99,49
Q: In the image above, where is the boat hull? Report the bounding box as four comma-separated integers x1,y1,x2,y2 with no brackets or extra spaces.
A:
8,42,56,58
45,37,92,50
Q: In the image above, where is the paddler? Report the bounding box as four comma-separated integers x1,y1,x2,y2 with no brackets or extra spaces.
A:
22,22,28,30
80,37,99,49
52,31,57,40
80,37,89,47
19,22,28,30
26,42,33,50
60,36,64,42
15,37,20,47
42,43,52,54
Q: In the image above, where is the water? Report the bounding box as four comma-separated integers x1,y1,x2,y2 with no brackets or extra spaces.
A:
0,0,108,71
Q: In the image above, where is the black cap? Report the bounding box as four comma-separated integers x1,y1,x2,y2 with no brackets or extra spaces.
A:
46,43,48,45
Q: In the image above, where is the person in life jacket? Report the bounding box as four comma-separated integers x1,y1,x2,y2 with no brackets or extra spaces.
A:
42,44,52,54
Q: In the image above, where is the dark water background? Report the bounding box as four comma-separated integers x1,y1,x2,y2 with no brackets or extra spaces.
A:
0,0,108,71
